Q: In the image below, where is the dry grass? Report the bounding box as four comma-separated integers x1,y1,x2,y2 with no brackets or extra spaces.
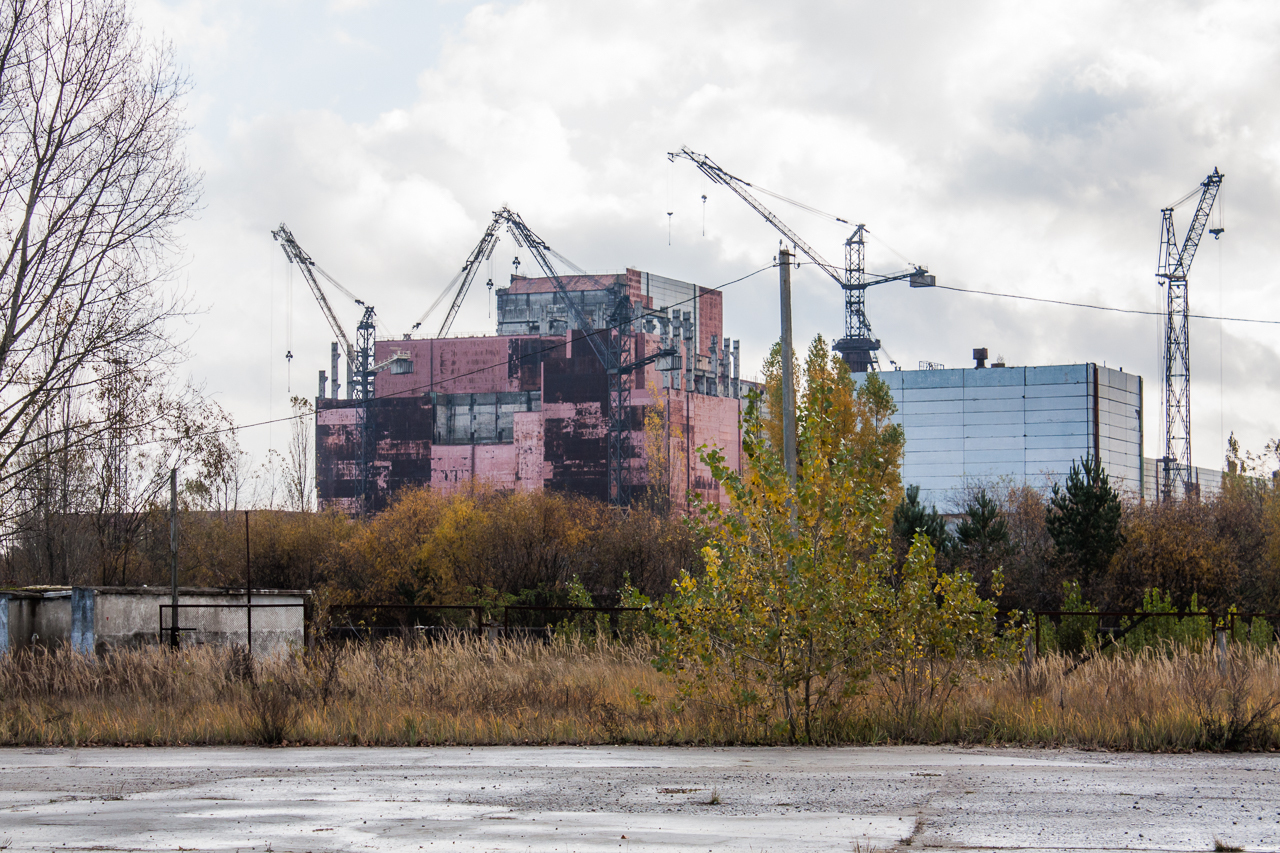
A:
1,637,1278,749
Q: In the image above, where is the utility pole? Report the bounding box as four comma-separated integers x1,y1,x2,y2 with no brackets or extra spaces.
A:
169,468,179,649
244,510,252,659
779,245,797,485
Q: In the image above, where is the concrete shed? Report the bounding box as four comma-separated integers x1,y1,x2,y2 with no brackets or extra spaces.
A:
1,587,311,656
0,588,71,653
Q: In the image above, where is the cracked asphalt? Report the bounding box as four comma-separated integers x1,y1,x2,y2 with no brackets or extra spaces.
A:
0,745,1277,851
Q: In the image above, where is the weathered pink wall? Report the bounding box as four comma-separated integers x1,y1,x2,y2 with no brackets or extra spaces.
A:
374,335,556,398
322,268,745,513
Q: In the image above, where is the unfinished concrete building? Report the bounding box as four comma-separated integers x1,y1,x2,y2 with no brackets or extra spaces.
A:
316,269,753,513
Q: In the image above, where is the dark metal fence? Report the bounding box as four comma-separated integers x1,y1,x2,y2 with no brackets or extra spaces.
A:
158,602,311,654
325,602,649,642
1031,609,1280,657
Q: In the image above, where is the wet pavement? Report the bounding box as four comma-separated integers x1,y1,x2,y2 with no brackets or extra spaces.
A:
0,745,1277,851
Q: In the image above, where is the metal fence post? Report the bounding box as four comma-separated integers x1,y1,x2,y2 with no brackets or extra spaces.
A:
1216,626,1229,678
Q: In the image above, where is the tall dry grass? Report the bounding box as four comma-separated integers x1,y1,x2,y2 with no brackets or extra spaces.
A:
1,637,1278,749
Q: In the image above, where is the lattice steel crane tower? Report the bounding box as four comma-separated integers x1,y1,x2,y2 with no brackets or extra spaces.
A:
1156,168,1223,502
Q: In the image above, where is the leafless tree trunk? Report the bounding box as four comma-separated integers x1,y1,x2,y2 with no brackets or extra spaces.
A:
286,396,313,511
0,0,200,522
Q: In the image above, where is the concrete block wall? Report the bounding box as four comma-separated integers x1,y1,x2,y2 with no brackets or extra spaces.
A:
2,588,309,657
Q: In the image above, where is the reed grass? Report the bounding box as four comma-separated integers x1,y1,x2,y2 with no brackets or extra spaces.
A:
1,637,1278,750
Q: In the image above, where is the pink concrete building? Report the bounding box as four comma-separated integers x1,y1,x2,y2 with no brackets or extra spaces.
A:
316,269,754,513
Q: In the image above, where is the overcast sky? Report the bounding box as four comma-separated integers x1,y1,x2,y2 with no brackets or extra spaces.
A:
133,0,1280,471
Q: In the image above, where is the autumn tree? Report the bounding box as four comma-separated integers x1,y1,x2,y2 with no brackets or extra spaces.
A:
993,483,1058,611
658,337,1011,742
286,396,314,511
1105,499,1235,611
640,380,680,515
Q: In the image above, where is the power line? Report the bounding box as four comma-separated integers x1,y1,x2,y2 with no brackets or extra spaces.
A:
129,262,778,448
935,284,1280,325
787,259,1276,324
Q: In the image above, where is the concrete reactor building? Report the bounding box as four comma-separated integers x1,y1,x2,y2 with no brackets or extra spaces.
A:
315,269,753,513
859,352,1221,510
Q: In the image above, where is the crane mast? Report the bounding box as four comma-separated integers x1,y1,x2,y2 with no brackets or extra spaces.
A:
1156,167,1223,502
669,148,932,373
271,224,379,400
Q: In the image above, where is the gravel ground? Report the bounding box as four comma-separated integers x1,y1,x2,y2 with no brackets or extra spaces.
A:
0,745,1277,852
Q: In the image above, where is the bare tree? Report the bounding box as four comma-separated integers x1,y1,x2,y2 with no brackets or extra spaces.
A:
0,0,199,518
286,395,314,511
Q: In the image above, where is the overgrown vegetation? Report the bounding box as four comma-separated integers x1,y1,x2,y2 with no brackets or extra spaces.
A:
3,330,1280,751
3,489,700,611
657,338,1018,743
2,638,1279,750
895,435,1280,619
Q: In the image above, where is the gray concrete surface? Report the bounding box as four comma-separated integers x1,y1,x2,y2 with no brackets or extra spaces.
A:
0,745,1276,852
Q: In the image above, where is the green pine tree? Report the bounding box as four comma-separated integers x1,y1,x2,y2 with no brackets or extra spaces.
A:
893,485,951,554
1046,456,1124,592
956,489,1009,558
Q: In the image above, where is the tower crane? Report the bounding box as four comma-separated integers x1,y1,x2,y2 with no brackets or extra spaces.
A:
411,215,503,338
1156,168,1224,503
272,223,386,515
271,224,377,400
668,147,935,373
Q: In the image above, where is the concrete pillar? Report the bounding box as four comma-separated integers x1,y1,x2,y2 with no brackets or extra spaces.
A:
71,587,95,656
331,342,340,400
732,340,740,399
0,593,9,656
709,334,719,397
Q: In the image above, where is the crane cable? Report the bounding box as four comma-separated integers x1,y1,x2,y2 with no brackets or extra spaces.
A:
285,259,294,393
704,169,924,268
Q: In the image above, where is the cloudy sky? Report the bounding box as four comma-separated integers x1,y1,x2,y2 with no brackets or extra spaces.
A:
133,0,1280,470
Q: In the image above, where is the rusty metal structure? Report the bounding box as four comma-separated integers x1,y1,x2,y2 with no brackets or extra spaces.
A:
316,267,751,514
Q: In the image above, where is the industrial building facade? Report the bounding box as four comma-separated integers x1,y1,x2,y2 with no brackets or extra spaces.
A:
317,266,1227,514
860,363,1145,508
863,362,1224,508
316,269,751,513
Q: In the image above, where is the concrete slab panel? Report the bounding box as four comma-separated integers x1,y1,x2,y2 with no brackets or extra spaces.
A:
1,745,1273,853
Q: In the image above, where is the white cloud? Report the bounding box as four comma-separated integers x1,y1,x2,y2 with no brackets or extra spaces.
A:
137,0,1280,466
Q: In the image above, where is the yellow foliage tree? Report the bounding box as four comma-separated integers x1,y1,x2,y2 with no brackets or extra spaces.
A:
658,336,1012,743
